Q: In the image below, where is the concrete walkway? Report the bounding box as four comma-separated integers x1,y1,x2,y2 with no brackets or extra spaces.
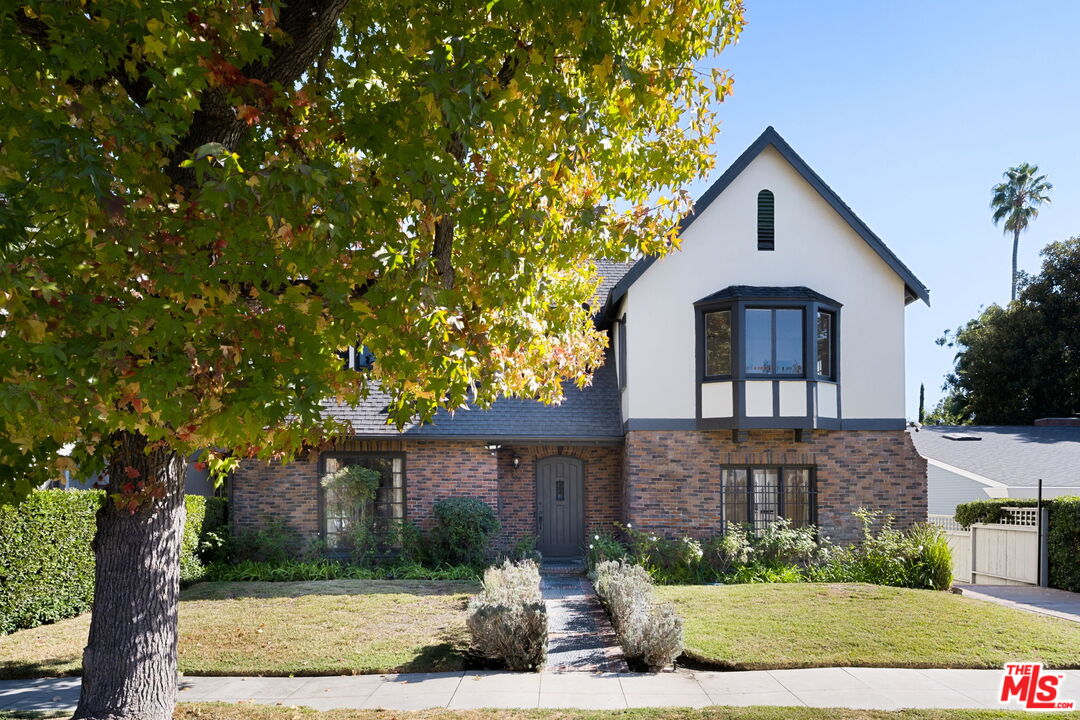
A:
541,572,627,673
955,584,1080,623
5,668,1080,713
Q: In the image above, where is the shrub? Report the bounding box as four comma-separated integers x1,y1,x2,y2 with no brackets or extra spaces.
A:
585,530,628,571
954,496,1080,592
203,558,480,582
467,560,547,671
1,490,226,634
429,497,500,566
809,509,952,590
180,495,228,584
224,517,313,564
0,489,102,635
591,560,683,671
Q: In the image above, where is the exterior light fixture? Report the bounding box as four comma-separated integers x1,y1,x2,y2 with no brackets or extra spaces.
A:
484,443,502,456
511,453,521,469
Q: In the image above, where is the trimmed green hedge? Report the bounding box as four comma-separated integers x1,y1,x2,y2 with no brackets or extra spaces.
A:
954,496,1080,592
0,490,101,635
0,490,227,635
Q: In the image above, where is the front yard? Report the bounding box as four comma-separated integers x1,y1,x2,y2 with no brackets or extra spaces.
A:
658,583,1080,670
0,579,477,679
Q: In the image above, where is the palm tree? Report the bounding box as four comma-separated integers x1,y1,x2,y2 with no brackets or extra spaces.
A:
991,163,1052,301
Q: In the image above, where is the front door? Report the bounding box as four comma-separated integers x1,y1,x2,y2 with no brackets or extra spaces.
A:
536,456,584,557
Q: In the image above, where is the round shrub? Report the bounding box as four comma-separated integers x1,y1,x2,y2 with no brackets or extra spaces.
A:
429,497,499,566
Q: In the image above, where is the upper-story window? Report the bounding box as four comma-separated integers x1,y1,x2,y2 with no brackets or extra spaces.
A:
697,287,840,382
757,189,775,251
745,308,803,375
704,310,731,376
816,310,835,380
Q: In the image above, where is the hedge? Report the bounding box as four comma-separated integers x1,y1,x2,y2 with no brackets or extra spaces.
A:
954,496,1080,592
0,490,227,635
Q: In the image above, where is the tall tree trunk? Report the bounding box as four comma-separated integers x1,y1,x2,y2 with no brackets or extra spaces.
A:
73,431,186,720
1011,227,1020,302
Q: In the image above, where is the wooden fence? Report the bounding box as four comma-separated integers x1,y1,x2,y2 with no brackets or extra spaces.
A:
928,507,1041,586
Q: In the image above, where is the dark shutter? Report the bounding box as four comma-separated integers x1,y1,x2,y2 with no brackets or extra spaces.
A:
757,189,775,251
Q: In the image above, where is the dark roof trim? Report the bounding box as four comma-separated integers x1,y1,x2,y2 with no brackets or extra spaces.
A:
605,126,930,316
693,285,843,307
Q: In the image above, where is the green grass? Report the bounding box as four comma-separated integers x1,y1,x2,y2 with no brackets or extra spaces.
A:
656,583,1080,670
0,579,477,679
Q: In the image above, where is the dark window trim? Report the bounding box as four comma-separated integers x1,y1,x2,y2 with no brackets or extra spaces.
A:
696,295,841,384
617,315,627,390
720,463,817,533
317,451,408,549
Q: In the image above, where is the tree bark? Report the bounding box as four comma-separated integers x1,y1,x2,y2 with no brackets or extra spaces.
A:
1011,227,1020,302
73,432,186,720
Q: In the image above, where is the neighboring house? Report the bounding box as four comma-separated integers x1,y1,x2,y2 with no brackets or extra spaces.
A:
232,126,930,556
46,448,219,497
910,422,1080,516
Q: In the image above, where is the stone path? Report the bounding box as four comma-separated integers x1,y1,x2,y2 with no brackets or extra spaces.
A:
955,584,1080,623
541,571,627,673
6,668,1080,713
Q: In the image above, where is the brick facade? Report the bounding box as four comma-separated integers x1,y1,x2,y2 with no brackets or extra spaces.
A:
230,428,924,552
231,438,623,552
623,428,927,543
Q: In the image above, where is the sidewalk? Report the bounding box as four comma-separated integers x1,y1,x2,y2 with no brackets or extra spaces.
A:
6,668,1079,714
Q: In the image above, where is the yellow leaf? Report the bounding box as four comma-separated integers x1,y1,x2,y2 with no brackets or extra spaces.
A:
143,34,166,59
186,297,206,314
24,317,46,342
146,17,163,33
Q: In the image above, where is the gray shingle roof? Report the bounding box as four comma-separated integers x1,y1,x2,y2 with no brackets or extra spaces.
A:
694,285,842,305
322,348,622,439
909,425,1080,488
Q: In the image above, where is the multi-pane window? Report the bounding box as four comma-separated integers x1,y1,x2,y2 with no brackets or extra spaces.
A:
721,466,814,533
322,454,405,550
816,311,834,379
744,308,804,376
704,310,732,377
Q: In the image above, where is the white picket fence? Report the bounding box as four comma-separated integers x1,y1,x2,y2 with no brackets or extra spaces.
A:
928,508,1040,586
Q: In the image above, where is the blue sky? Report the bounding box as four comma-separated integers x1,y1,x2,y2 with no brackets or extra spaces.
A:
687,1,1080,419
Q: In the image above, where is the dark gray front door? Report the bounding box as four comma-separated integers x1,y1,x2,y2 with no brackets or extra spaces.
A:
536,456,584,557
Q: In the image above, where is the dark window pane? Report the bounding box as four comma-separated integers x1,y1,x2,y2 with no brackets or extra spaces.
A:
722,468,749,528
745,309,772,374
775,309,803,375
782,468,811,527
705,310,731,376
816,311,833,379
556,480,565,502
752,468,779,532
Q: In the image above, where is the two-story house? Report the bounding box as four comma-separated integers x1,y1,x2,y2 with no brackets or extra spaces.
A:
231,127,929,556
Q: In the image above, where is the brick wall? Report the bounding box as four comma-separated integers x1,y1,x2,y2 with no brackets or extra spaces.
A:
231,438,624,551
623,429,926,544
494,444,623,548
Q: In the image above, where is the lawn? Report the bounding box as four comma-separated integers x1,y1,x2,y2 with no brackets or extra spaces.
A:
0,579,477,679
656,583,1080,670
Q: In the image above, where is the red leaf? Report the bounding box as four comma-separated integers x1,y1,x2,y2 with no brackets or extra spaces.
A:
124,465,140,479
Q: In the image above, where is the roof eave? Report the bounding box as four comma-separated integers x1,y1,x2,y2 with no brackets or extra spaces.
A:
602,126,931,315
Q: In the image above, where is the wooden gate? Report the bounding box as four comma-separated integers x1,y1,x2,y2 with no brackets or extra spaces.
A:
929,507,1041,586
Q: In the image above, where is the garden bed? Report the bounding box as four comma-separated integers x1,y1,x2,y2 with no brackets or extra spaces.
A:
658,583,1080,670
0,579,478,679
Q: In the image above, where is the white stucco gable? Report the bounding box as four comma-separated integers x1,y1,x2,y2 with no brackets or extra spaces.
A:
607,127,928,428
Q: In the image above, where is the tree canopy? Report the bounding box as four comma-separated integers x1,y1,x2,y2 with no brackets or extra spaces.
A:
936,236,1080,424
990,162,1052,302
0,0,746,504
